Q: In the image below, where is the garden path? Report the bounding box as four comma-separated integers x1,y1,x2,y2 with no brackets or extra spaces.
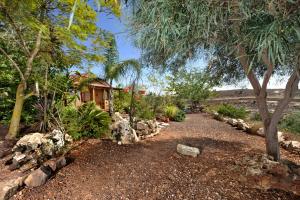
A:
12,113,300,200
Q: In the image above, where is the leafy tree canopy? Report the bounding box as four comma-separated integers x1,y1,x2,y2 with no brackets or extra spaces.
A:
166,69,216,104
131,0,300,78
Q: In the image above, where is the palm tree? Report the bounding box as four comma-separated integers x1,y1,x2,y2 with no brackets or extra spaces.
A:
103,34,141,117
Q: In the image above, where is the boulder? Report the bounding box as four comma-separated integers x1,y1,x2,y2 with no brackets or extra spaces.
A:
13,133,46,152
227,118,238,126
111,119,139,144
244,154,300,196
49,129,65,149
236,119,250,131
147,120,158,132
291,141,300,149
257,128,265,137
9,130,70,171
212,112,223,121
158,122,169,128
136,121,149,131
0,176,26,200
112,112,124,122
9,152,28,171
177,144,200,158
24,166,52,187
277,131,285,143
43,156,66,172
64,134,73,143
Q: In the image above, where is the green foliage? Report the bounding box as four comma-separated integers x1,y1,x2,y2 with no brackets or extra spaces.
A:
61,102,111,140
167,69,216,105
164,105,179,119
279,111,300,135
217,104,248,119
113,90,131,113
135,97,155,120
173,110,186,122
132,1,300,75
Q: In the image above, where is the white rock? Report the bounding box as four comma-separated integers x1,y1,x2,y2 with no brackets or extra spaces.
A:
277,131,285,143
51,129,65,149
177,144,200,158
112,119,139,144
113,112,124,121
136,121,149,130
13,152,26,162
257,128,265,136
64,133,73,143
227,118,238,126
13,133,46,151
290,141,300,149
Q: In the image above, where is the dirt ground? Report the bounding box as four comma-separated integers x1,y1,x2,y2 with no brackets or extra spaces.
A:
11,113,300,200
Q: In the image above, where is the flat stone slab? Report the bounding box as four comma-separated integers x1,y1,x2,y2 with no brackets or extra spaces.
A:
177,144,200,157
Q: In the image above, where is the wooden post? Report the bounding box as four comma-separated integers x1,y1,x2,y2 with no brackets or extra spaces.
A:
92,87,95,103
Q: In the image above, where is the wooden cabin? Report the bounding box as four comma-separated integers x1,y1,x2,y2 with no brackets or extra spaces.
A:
71,74,121,111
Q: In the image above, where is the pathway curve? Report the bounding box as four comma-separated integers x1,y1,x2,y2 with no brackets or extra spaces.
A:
13,114,300,200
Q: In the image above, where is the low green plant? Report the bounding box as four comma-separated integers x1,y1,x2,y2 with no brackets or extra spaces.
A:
217,104,248,119
113,90,131,113
173,110,186,122
279,111,300,135
164,105,179,119
60,102,111,140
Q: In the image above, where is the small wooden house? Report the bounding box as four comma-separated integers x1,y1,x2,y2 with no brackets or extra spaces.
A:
71,74,121,111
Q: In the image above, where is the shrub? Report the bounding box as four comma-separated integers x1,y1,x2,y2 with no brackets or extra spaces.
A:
164,105,179,119
136,106,155,120
279,111,300,135
113,90,131,113
173,110,186,122
217,104,248,119
61,102,111,140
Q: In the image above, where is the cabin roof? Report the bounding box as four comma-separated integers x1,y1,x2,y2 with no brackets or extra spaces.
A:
70,73,122,90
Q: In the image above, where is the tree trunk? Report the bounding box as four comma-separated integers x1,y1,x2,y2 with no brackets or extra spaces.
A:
264,120,280,161
108,79,114,116
256,95,280,161
129,82,136,126
6,83,26,140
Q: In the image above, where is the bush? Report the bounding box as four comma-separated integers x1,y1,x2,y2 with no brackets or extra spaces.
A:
164,105,179,119
217,104,248,119
113,90,131,113
163,105,186,122
136,99,155,120
173,110,186,122
61,102,111,140
279,111,300,135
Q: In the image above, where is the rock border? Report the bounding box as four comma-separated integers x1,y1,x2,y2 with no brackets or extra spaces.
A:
211,112,300,155
0,156,67,200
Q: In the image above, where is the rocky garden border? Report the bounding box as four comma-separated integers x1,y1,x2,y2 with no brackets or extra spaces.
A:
0,130,73,200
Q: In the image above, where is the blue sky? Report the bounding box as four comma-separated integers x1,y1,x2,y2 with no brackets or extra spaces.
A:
97,12,140,61
93,9,287,90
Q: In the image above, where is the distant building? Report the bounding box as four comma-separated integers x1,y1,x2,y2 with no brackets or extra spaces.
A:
70,73,122,111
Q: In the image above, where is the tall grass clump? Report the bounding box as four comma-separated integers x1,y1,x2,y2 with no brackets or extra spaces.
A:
279,111,300,135
217,104,248,119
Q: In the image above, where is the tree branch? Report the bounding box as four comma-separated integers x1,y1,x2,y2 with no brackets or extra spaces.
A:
24,30,43,80
261,50,274,94
0,4,30,56
0,46,25,83
271,67,300,125
236,44,261,96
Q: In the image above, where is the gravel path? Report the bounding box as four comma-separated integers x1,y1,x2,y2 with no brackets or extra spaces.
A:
13,113,300,200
